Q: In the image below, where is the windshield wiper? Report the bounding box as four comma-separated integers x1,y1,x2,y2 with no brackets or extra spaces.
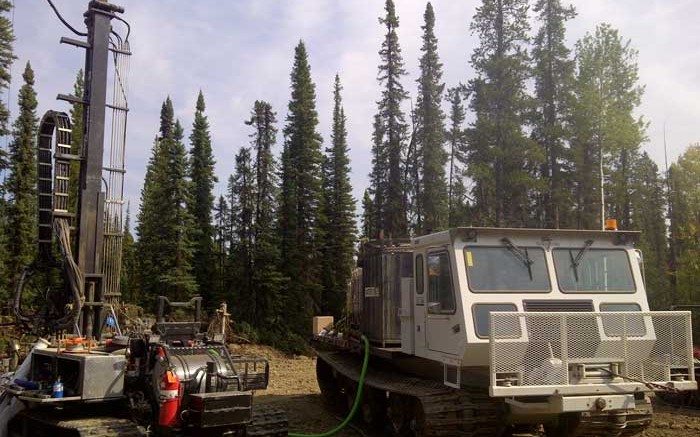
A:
569,239,594,282
501,238,534,280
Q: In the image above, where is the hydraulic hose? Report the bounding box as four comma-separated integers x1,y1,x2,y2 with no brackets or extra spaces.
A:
289,335,370,437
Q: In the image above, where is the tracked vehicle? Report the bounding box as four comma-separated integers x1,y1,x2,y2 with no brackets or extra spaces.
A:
314,227,696,436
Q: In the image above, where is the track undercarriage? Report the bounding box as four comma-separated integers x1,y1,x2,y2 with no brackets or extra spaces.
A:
316,349,654,437
7,403,288,437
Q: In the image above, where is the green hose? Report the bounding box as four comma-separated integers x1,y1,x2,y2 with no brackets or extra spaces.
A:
288,335,370,437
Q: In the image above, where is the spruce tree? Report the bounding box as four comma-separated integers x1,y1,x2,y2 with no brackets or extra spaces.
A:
532,0,576,228
629,152,668,309
369,0,409,237
467,0,537,227
360,189,374,240
667,144,700,338
5,62,38,295
212,195,229,304
278,41,324,336
0,1,14,299
320,75,356,318
188,91,217,306
415,2,447,234
246,100,283,327
137,98,197,305
571,24,646,229
161,119,197,299
69,70,84,213
229,147,255,322
445,86,469,227
668,144,700,306
0,0,14,169
120,203,137,303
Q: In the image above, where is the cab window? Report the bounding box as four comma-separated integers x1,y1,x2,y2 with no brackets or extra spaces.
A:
427,252,455,314
464,246,550,292
553,249,635,293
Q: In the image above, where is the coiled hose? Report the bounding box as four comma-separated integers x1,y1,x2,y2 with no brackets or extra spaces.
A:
289,335,370,437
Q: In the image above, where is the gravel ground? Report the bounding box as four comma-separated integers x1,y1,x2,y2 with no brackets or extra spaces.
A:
232,343,700,437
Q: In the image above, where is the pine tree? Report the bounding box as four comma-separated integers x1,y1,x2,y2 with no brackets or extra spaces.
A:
571,24,646,229
667,144,700,339
531,0,576,228
467,0,538,227
445,86,469,227
629,152,668,309
212,195,229,304
360,189,374,240
668,144,700,307
188,91,217,306
229,147,255,322
415,2,447,234
5,62,38,295
137,98,197,305
320,75,356,318
69,70,84,214
0,0,15,170
0,0,13,300
120,203,137,303
246,100,283,327
160,119,197,300
369,0,409,237
278,41,324,336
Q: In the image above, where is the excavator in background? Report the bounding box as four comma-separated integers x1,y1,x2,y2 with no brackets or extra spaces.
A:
1,1,287,435
314,226,697,436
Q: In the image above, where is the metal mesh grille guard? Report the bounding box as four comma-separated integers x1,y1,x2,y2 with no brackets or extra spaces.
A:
489,311,695,396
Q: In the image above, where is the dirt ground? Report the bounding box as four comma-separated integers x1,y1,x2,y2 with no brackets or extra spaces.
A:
232,343,700,437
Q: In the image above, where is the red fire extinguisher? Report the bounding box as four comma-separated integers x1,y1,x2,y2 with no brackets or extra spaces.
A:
158,369,182,427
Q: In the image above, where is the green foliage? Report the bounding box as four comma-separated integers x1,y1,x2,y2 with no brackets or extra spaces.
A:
0,0,14,143
320,75,356,318
246,101,284,327
228,147,255,322
5,62,38,297
445,86,470,227
120,203,137,303
628,153,668,310
369,0,409,238
136,98,197,307
571,23,646,229
0,0,12,301
188,91,217,307
69,70,84,214
415,2,447,234
531,0,576,228
279,41,324,336
467,0,539,227
669,145,700,307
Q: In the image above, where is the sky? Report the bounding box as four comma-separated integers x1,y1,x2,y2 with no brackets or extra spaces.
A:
7,0,700,226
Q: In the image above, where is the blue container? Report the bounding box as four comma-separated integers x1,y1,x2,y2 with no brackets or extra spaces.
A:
52,379,63,398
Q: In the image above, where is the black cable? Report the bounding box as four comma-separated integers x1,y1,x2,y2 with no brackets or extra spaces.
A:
45,0,87,37
112,15,131,42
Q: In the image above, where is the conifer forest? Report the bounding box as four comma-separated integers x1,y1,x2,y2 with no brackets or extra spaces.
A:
2,0,700,352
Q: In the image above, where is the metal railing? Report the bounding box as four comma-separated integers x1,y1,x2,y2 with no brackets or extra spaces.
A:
489,311,694,396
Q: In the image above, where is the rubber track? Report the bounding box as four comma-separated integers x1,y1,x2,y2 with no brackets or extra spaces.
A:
246,407,289,437
14,409,145,437
316,350,503,437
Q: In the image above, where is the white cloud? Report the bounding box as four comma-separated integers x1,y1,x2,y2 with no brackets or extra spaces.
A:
10,0,700,223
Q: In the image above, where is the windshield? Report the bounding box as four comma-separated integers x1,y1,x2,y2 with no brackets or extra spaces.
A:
464,246,550,292
553,248,635,293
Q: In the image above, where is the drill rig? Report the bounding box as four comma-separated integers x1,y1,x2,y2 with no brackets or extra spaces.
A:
3,2,287,436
